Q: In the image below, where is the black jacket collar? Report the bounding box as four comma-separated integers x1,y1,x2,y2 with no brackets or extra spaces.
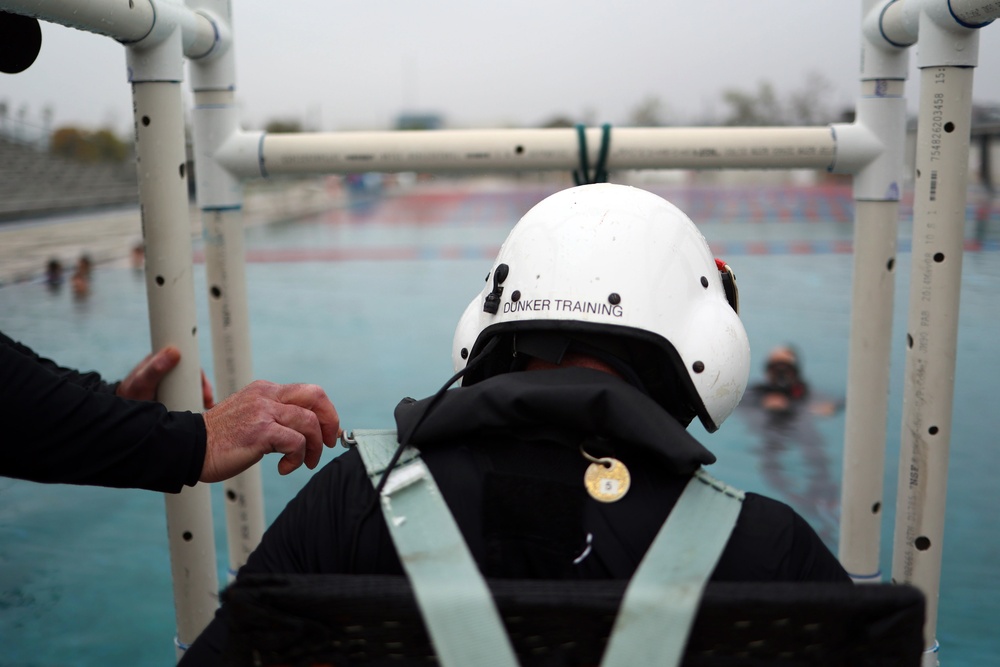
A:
394,367,716,475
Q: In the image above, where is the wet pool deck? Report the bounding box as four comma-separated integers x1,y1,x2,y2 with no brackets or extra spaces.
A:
0,180,339,286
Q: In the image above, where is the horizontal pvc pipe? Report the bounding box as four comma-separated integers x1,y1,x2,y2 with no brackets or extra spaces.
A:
1,0,217,58
217,127,838,178
1,0,154,42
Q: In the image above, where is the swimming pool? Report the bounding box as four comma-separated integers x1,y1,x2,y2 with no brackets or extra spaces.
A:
1,180,997,665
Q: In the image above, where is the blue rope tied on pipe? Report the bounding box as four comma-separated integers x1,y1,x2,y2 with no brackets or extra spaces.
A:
573,123,612,185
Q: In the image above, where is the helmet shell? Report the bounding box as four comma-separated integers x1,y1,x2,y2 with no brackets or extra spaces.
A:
452,183,749,431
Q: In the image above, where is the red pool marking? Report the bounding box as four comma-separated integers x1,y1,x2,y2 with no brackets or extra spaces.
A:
193,245,509,263
256,247,420,262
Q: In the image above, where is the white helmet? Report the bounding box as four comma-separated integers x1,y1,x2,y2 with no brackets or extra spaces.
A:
452,183,749,432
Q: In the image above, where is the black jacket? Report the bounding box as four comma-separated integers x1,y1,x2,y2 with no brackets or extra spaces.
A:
1,331,205,492
182,367,849,664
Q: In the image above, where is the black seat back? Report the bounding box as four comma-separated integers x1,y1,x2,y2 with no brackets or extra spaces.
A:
223,574,924,667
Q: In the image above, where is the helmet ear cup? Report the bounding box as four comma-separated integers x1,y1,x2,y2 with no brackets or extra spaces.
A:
452,296,483,372
716,260,740,314
675,300,751,432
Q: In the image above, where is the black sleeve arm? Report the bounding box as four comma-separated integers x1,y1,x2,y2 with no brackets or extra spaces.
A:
1,334,205,492
1,331,119,394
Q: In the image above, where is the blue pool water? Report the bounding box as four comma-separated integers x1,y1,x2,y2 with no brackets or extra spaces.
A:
1,181,997,665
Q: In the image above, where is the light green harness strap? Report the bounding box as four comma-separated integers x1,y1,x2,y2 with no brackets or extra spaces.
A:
352,429,520,667
599,469,745,667
353,429,743,667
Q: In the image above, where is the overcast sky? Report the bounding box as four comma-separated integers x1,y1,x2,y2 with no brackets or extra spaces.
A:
3,0,1000,137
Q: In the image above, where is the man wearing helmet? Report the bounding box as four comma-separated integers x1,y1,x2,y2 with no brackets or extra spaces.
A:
181,183,849,665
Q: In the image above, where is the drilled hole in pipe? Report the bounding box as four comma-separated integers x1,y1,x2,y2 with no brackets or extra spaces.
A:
914,536,931,551
515,145,524,155
916,169,921,178
141,116,150,126
460,348,468,359
886,258,895,271
191,326,197,336
226,490,238,502
872,502,881,514
155,275,164,286
933,252,945,263
182,531,193,542
928,425,939,435
210,286,222,299
944,122,955,133
179,163,186,179
907,333,913,348
692,361,705,373
700,276,709,288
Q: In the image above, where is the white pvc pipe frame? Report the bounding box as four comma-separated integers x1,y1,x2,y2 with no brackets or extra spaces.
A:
2,0,996,663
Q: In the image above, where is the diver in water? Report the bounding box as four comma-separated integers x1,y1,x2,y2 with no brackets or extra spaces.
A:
749,345,840,416
740,345,844,546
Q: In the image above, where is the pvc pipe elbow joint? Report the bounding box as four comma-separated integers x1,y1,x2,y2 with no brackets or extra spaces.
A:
872,0,994,69
125,0,218,82
216,131,268,180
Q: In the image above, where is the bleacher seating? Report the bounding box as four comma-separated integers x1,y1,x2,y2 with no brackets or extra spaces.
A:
0,136,138,221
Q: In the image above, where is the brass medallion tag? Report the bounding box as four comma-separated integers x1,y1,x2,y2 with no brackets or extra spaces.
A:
584,457,631,503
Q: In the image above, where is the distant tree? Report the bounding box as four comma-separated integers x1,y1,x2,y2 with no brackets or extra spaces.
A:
265,119,303,133
786,72,837,125
396,113,443,130
540,115,576,128
50,126,129,162
721,81,783,126
629,96,669,127
718,73,838,127
92,128,129,161
50,127,90,160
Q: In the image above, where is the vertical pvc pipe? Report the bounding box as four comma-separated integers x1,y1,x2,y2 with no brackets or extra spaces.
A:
126,25,219,661
202,203,264,577
891,62,975,667
837,0,910,582
839,200,900,581
187,0,266,579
